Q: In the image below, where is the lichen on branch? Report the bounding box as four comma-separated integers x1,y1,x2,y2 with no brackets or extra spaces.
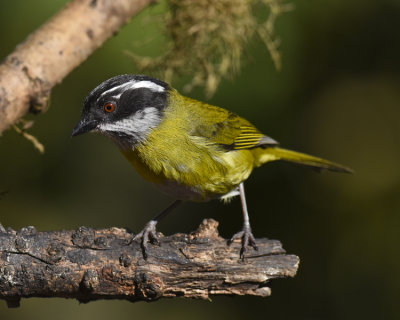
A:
129,0,294,97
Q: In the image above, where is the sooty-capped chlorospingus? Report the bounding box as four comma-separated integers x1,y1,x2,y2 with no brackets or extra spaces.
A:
72,74,352,259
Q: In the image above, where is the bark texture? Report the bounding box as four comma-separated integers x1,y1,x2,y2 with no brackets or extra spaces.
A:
0,0,156,134
0,219,299,307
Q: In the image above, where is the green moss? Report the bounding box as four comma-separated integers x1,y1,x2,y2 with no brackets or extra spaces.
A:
128,0,293,97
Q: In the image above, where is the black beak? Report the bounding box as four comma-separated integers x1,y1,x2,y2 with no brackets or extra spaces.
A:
71,118,98,137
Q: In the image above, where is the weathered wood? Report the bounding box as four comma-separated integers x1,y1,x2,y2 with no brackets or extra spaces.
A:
0,219,299,307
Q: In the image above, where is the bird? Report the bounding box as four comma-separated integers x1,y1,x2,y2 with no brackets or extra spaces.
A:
72,74,352,259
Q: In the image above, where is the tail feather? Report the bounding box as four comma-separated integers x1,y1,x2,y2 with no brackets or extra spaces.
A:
253,147,353,173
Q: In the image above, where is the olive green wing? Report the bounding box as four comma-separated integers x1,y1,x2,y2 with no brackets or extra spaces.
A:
232,123,278,150
190,102,278,150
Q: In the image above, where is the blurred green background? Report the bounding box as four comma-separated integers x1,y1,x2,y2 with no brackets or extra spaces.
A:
1,0,400,319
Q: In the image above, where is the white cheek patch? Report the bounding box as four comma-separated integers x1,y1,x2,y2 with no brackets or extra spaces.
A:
99,80,165,101
97,107,162,142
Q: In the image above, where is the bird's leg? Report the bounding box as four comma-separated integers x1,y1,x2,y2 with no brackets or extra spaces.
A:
228,183,258,259
134,199,182,259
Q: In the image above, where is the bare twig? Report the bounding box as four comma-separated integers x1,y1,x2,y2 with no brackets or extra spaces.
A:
0,219,299,308
12,124,45,154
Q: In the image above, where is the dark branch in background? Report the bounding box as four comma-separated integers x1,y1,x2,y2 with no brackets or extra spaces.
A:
0,219,299,308
0,0,156,136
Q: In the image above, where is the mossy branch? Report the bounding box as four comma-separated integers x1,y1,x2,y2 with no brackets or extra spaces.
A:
131,0,293,97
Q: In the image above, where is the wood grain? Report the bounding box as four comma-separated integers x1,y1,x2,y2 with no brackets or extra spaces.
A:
0,219,299,307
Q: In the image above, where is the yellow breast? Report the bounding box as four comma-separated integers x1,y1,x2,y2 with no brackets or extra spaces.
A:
122,141,254,202
119,90,258,201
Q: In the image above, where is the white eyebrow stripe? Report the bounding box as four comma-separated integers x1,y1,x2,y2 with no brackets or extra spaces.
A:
130,80,165,92
99,80,165,101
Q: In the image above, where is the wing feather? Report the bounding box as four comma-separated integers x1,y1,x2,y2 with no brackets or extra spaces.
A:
189,102,278,150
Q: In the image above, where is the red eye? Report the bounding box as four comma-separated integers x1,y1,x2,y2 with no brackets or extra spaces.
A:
104,102,116,113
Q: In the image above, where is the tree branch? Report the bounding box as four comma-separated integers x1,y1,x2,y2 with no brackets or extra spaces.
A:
0,219,299,308
0,0,156,135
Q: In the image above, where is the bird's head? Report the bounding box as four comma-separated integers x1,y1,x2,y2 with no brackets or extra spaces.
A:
72,74,169,147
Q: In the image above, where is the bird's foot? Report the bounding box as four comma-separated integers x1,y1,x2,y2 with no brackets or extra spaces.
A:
228,225,258,260
133,220,159,259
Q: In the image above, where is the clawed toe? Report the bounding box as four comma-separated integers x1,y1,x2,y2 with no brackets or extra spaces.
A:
227,230,244,245
133,220,159,259
228,227,258,260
